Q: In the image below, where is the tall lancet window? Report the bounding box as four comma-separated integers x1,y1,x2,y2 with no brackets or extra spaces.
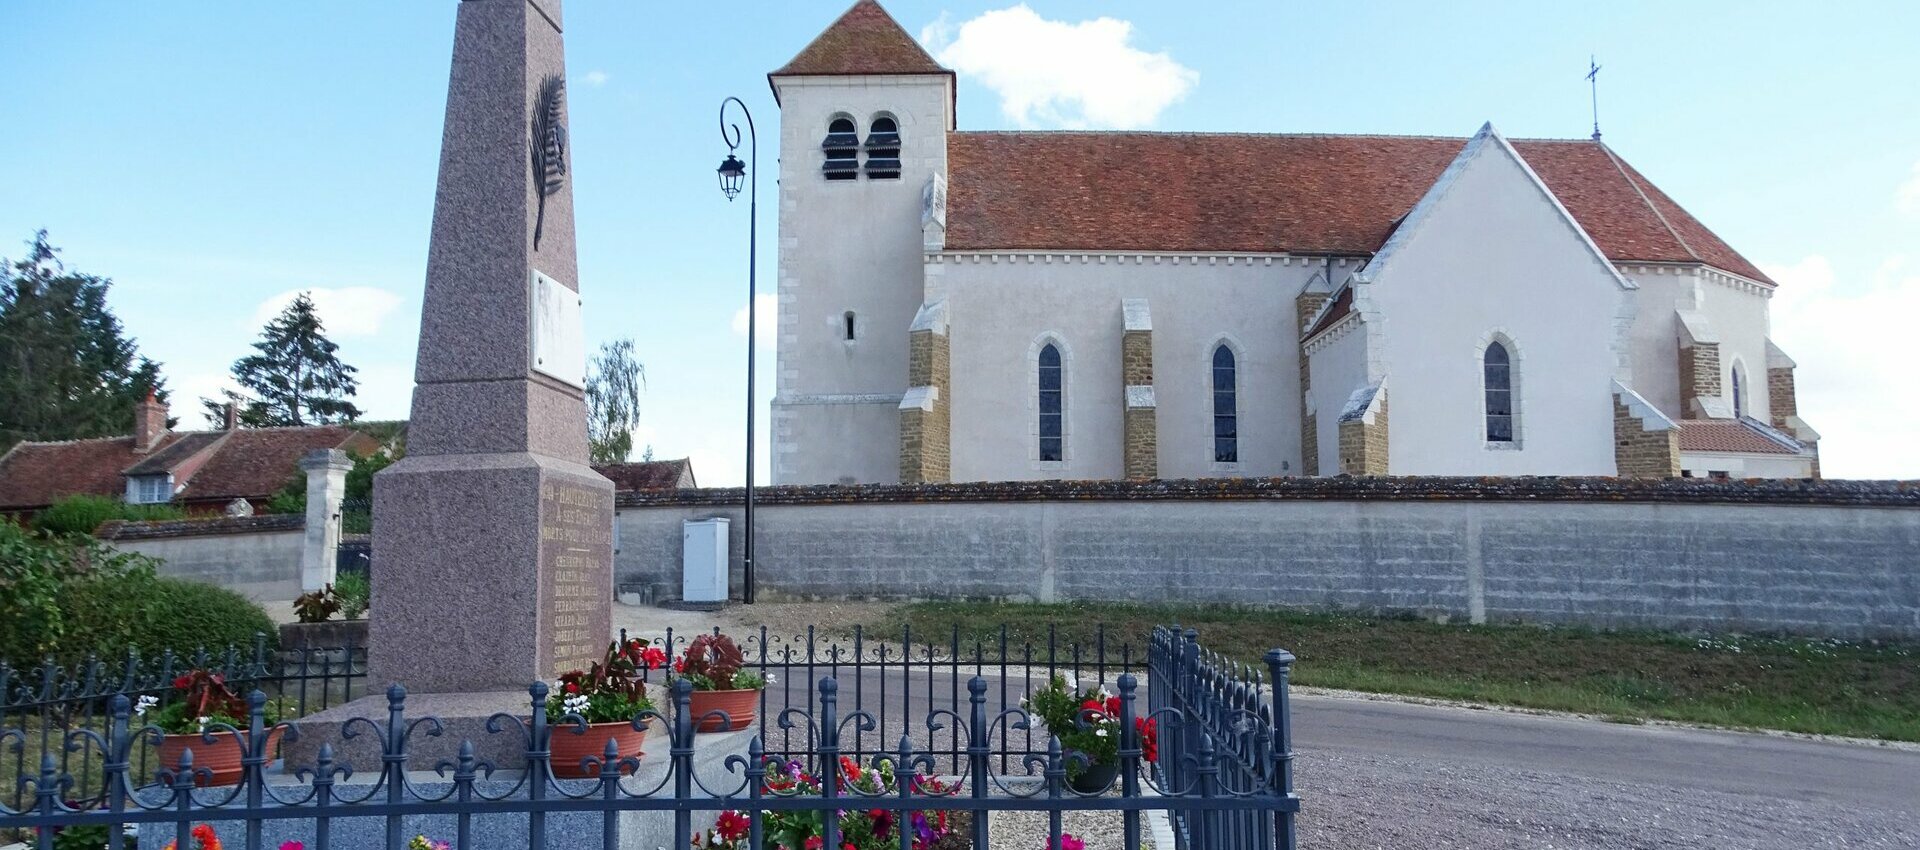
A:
1484,342,1515,443
1038,343,1064,462
1212,344,1238,463
1731,363,1747,417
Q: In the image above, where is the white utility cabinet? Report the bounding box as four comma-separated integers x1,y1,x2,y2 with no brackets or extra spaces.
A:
681,518,730,603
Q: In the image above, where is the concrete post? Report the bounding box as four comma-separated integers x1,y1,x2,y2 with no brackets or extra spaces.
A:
299,449,352,592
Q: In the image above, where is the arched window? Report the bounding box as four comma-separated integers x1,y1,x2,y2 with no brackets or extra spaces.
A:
865,115,901,179
1731,362,1747,417
1484,342,1514,443
1038,343,1063,462
1212,345,1238,463
843,311,856,341
822,116,858,181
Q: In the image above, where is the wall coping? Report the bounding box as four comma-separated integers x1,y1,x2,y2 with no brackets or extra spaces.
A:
616,477,1920,509
96,514,305,541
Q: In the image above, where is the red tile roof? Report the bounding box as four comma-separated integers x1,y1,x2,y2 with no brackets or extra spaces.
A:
1678,419,1804,455
594,459,696,491
180,427,376,503
0,425,376,512
0,436,178,511
771,0,949,78
943,133,1771,284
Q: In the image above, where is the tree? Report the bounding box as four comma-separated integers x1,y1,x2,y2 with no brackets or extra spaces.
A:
204,292,360,427
585,338,645,464
0,231,169,452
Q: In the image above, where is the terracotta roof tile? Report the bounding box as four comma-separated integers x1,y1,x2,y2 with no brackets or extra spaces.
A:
594,459,696,491
1678,419,1804,455
180,427,375,503
771,0,948,78
0,435,178,511
944,132,1771,285
123,432,224,477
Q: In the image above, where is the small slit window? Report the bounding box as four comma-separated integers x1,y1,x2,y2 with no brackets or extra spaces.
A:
843,311,856,341
1038,343,1063,462
1212,345,1238,463
1484,342,1514,443
865,115,901,179
822,116,858,181
1731,363,1747,417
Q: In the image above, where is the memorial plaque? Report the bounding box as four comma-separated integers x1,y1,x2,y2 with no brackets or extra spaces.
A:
540,479,612,677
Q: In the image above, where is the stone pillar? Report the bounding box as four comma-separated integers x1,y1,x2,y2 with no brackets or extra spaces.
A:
1121,299,1156,480
900,300,950,483
1679,341,1723,418
298,449,352,592
132,390,168,454
1611,382,1679,478
1766,341,1819,479
368,0,611,693
1337,382,1388,476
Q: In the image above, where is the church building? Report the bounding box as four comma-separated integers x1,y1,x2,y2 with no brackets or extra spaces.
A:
768,0,1820,485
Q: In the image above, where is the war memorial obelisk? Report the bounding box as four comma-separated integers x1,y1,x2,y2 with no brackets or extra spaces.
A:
288,0,613,768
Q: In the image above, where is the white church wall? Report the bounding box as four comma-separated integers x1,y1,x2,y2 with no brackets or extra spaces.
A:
1305,316,1370,475
772,74,952,484
1372,136,1625,475
1679,451,1811,479
934,254,1322,481
1622,266,1775,423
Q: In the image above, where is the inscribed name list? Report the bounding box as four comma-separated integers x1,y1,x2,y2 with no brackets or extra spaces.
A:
539,480,610,677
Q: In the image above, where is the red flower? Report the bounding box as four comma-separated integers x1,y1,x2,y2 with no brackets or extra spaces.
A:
805,837,824,850
642,646,668,670
1137,717,1159,762
565,682,580,694
1104,696,1121,716
173,675,192,690
715,810,750,841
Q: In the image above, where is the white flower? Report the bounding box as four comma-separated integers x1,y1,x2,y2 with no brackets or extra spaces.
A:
1063,673,1077,691
765,674,776,685
196,716,211,732
134,696,158,717
563,694,591,714
1094,728,1108,737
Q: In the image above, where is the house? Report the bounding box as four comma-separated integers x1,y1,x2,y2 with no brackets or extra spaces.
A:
593,458,697,491
0,393,379,517
768,0,1820,484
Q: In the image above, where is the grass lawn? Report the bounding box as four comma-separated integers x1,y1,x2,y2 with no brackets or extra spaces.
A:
864,601,1920,742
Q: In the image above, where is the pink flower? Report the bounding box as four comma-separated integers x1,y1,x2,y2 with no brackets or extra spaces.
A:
1053,834,1086,850
279,843,305,850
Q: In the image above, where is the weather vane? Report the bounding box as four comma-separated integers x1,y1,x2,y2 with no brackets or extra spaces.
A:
1587,56,1603,141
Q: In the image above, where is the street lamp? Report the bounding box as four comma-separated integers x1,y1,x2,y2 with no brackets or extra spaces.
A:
717,96,757,604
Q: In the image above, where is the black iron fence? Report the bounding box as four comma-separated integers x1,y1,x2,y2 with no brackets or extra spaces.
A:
2,625,1297,850
0,638,367,811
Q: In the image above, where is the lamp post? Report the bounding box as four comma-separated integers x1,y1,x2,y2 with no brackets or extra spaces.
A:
716,96,757,604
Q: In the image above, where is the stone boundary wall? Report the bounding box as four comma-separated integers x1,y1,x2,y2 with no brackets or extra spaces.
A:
614,478,1920,639
96,515,305,602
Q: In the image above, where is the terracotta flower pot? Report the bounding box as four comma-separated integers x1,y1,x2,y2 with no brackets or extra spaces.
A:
156,727,284,787
687,688,759,732
549,720,647,779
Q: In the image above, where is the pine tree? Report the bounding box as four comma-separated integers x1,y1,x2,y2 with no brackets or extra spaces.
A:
0,231,169,452
204,292,360,427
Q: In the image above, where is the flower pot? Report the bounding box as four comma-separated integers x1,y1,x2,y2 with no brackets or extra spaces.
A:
156,728,283,787
549,720,647,779
687,688,759,732
1068,758,1119,794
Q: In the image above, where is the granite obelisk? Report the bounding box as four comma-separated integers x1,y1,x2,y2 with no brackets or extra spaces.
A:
372,0,612,693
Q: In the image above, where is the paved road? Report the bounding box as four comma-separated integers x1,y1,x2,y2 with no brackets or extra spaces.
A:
761,668,1920,848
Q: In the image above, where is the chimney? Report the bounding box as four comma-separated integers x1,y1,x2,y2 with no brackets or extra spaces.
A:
133,389,169,453
223,402,239,431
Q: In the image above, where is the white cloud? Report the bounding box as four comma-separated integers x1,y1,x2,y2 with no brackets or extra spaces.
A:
251,287,403,338
921,4,1196,129
582,70,609,87
1764,253,1920,479
730,292,776,348
1898,161,1920,217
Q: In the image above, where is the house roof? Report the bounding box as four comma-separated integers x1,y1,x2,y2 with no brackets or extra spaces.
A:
0,425,375,511
594,459,696,492
770,0,949,78
180,427,375,503
1678,418,1806,455
0,435,179,511
942,132,1770,284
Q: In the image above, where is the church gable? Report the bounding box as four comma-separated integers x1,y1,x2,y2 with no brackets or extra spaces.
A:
1357,123,1633,476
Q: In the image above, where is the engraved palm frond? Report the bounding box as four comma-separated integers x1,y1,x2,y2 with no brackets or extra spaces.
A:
531,73,567,250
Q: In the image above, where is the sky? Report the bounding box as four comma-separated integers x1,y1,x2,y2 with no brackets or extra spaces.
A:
4,1,1917,482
